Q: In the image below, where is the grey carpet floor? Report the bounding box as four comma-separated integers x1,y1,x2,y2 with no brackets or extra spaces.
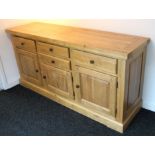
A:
0,85,154,136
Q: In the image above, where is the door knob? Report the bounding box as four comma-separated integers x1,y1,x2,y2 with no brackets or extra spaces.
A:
49,48,53,52
21,42,25,46
90,60,95,64
51,60,55,64
76,85,80,88
43,75,46,79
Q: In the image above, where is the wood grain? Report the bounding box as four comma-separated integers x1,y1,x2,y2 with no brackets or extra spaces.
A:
7,22,149,59
13,36,36,53
71,49,117,74
127,54,142,108
41,64,74,99
38,53,70,71
37,41,69,59
72,66,117,117
15,49,42,86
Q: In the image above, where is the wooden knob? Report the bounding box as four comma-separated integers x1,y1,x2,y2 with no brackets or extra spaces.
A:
21,42,25,46
43,76,46,79
51,60,55,64
76,85,80,88
90,60,95,64
35,69,39,73
49,48,53,52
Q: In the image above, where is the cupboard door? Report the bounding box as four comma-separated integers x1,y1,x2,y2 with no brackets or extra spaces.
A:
41,64,74,99
16,49,42,86
73,67,117,117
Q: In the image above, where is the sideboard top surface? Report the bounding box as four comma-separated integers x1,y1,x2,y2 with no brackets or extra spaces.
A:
6,22,149,58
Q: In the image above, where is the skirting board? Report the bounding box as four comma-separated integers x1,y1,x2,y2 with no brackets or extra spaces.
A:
0,74,19,90
0,56,19,90
3,79,19,90
142,101,155,112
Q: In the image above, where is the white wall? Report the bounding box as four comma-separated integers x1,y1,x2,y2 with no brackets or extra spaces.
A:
0,57,4,90
0,20,35,89
0,19,155,112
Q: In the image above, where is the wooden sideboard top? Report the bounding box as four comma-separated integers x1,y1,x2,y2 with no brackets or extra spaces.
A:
6,22,149,59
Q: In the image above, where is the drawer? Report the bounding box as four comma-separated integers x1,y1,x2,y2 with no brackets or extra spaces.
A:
39,54,70,71
37,42,69,59
13,36,36,53
71,50,117,74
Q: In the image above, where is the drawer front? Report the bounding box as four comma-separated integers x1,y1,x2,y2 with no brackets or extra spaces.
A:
13,36,36,53
37,42,69,59
39,54,70,71
71,50,117,74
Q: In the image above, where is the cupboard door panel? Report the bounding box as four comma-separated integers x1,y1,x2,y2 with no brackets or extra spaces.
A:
41,64,74,99
80,74,110,108
73,67,117,116
127,55,142,107
16,49,42,86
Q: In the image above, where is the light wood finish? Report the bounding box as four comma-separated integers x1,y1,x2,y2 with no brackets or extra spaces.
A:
15,49,42,86
37,42,69,59
41,64,74,99
127,55,142,108
7,22,150,133
116,59,127,122
124,47,147,119
7,22,149,59
123,100,142,131
72,66,117,117
38,53,70,71
13,36,36,53
139,47,147,98
71,49,117,74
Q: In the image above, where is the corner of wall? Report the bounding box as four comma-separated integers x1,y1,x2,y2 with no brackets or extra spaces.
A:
0,55,19,90
142,101,155,112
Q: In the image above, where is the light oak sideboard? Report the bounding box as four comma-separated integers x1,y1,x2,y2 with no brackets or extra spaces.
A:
6,22,149,133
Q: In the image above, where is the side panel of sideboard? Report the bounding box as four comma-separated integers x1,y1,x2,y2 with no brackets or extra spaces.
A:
116,44,147,131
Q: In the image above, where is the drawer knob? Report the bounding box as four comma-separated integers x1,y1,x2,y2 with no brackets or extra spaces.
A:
49,48,53,52
76,85,80,88
51,60,55,64
43,75,46,79
21,42,25,46
35,69,39,73
90,60,95,64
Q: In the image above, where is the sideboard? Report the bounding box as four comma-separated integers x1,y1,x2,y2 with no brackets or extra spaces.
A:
6,22,149,132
